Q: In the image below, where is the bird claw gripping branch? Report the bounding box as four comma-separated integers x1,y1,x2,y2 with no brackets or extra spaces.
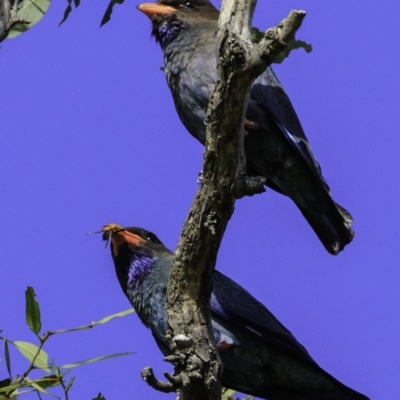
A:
235,174,267,198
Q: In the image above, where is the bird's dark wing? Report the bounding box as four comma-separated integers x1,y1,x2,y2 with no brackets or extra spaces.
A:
251,67,329,189
211,270,316,364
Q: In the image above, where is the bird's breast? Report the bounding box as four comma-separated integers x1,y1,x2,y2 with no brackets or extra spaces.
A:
163,36,218,144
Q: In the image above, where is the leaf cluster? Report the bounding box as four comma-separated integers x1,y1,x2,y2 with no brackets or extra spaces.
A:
0,287,134,399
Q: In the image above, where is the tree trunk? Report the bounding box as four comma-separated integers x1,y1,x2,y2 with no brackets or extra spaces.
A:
162,2,306,399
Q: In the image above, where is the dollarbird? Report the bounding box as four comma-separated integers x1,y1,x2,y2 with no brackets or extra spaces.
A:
103,224,368,400
137,0,354,255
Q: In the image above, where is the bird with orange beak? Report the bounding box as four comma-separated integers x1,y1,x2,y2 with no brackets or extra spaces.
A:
103,223,369,399
137,0,354,255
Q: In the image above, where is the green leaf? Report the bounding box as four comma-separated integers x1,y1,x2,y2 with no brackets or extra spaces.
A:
57,352,133,369
23,376,63,399
8,0,51,39
25,287,41,335
0,379,11,389
28,375,59,390
0,379,20,394
221,387,237,400
8,388,34,397
94,308,135,325
3,338,12,379
100,0,124,27
92,393,106,400
251,27,312,64
65,376,75,391
24,377,48,394
10,341,49,372
51,308,135,335
50,364,64,380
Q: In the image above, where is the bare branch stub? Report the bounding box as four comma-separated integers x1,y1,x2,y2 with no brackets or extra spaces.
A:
257,10,306,65
140,367,178,394
164,2,306,400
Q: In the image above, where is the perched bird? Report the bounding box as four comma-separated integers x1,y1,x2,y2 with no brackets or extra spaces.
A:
103,223,368,400
137,0,354,255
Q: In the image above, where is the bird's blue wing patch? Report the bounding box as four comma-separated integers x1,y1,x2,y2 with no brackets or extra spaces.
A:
211,271,316,364
251,67,329,188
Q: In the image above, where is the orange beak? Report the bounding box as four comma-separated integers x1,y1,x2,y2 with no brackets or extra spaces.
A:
111,230,145,256
101,224,146,257
137,3,177,19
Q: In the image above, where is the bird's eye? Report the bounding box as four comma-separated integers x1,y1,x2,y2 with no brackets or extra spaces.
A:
182,0,196,9
147,233,161,244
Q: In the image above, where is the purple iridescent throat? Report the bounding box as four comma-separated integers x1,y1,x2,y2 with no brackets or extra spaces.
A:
153,17,188,50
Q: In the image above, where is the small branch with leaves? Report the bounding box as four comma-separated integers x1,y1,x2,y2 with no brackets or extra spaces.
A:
0,287,134,400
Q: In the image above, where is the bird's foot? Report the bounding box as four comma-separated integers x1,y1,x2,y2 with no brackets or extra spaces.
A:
244,119,260,130
216,341,233,352
235,174,266,198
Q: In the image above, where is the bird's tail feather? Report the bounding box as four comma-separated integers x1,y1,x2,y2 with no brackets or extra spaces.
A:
298,200,354,255
310,380,370,400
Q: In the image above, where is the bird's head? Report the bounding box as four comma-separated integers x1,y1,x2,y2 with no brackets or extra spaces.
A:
101,224,170,292
137,0,219,49
102,224,165,258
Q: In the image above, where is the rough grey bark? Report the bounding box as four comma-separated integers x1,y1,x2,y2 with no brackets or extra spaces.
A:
141,2,306,399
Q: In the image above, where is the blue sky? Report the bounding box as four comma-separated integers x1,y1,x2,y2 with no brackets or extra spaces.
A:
1,1,399,399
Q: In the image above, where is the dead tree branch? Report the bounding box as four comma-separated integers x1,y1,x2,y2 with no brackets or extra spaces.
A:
158,2,306,400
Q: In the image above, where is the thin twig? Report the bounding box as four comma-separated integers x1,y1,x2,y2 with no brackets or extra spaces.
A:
59,374,70,400
140,367,178,394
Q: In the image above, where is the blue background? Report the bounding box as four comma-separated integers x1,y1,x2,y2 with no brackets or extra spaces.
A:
1,1,398,399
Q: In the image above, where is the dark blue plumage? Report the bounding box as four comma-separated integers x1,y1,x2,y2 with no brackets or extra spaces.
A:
104,225,369,400
138,0,354,255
